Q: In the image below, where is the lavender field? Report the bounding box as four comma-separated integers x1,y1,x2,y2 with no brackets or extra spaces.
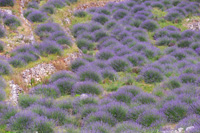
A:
0,0,200,132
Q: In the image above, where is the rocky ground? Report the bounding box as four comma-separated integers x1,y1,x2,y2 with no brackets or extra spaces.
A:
186,18,200,31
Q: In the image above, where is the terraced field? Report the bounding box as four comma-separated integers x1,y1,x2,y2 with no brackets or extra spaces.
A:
0,0,200,132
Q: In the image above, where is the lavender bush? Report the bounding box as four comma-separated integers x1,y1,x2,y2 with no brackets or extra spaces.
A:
0,0,14,7
78,66,102,82
83,121,111,133
34,116,54,133
72,81,103,95
0,41,5,52
3,15,21,28
84,111,117,126
18,94,38,108
27,10,47,23
49,70,76,82
161,100,188,123
30,84,61,98
141,67,163,83
8,111,37,132
53,78,76,95
0,60,12,75
27,1,39,9
0,25,5,38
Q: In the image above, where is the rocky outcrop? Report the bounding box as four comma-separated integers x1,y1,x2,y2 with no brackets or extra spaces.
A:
8,80,23,105
162,126,195,133
20,0,35,44
21,63,56,86
75,0,125,10
64,51,83,66
186,18,200,31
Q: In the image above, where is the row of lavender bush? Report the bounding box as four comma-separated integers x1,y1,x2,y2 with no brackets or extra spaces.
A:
23,0,77,23
0,0,15,7
0,0,200,132
0,11,21,29
9,22,72,67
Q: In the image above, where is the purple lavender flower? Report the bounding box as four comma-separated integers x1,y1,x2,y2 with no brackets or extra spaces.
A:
72,81,103,95
0,25,5,38
45,107,66,125
77,66,102,83
92,14,109,25
114,121,143,133
8,110,38,132
190,100,200,115
126,53,147,66
0,89,5,101
99,101,128,122
79,104,98,118
113,9,129,20
0,102,17,124
0,0,14,7
27,1,39,9
109,56,131,72
0,59,12,75
96,49,115,60
136,108,166,128
36,97,54,108
179,73,197,84
132,92,156,105
38,40,63,56
27,10,48,23
49,70,76,83
30,84,61,98
140,67,163,83
163,77,181,90
140,20,159,32
47,0,66,8
165,10,184,22
12,52,38,64
101,67,118,81
55,99,73,112
0,76,6,89
34,116,55,133
3,15,21,28
160,100,188,123
54,36,72,46
82,121,111,133
73,94,99,110
40,3,55,14
18,94,38,108
9,56,26,68
76,38,95,50
84,111,117,126
176,114,200,129
53,77,76,95
118,85,141,96
111,90,133,104
35,22,62,39
28,104,47,116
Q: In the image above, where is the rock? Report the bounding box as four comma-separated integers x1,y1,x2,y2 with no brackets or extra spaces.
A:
178,128,184,132
1,9,12,15
64,18,71,25
8,80,23,105
186,19,200,31
186,126,194,132
21,63,56,85
80,94,89,100
64,51,83,66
